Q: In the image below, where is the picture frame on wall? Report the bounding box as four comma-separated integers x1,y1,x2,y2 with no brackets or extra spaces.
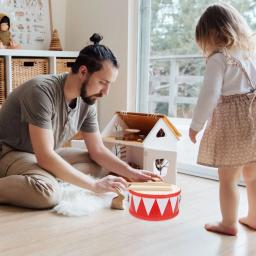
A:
0,0,53,50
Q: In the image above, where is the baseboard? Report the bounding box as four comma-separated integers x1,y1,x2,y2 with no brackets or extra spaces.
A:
177,162,245,186
177,163,218,181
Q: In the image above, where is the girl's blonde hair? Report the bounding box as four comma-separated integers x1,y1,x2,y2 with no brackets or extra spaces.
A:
196,3,254,54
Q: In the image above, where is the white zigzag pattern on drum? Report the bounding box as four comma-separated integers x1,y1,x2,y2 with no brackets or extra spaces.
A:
132,195,178,215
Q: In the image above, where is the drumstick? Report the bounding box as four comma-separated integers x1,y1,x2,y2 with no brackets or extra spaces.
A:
128,181,170,187
128,182,175,192
129,186,174,191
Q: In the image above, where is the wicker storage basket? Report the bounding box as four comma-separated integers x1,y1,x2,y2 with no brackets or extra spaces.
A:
56,58,76,74
12,58,49,89
0,57,5,105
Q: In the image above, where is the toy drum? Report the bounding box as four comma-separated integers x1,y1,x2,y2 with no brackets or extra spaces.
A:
128,182,181,221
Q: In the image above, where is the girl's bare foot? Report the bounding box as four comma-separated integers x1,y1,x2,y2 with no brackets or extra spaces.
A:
239,217,256,230
204,222,237,236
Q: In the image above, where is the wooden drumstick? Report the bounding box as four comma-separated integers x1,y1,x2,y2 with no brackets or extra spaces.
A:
128,181,174,191
128,181,170,187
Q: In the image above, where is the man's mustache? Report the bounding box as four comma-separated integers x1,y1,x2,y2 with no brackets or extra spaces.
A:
89,91,104,98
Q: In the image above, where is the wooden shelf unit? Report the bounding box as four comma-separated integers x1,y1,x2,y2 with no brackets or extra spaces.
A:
0,49,78,102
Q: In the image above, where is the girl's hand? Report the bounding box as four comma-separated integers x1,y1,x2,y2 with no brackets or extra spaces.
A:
189,128,198,143
127,168,163,182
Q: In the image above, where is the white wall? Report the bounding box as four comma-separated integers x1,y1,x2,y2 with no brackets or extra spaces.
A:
50,0,68,49
62,0,138,129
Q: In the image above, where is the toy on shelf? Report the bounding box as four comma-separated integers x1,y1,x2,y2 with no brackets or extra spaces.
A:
0,13,19,49
102,111,182,184
49,29,63,51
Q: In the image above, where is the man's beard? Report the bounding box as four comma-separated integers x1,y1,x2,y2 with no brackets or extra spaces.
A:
80,79,103,105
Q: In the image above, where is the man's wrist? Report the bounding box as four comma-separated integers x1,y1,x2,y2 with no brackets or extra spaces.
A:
124,165,135,180
81,175,98,193
90,180,98,193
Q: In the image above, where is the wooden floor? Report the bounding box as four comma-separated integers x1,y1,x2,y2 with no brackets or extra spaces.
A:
0,173,255,256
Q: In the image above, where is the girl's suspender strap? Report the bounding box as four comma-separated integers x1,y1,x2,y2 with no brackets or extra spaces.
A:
220,49,256,128
221,49,256,91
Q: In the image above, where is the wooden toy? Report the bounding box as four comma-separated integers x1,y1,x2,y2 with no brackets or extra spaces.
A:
102,112,182,184
0,13,19,49
49,29,63,51
111,187,126,210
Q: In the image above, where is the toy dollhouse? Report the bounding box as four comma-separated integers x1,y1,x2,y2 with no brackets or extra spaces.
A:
102,112,182,184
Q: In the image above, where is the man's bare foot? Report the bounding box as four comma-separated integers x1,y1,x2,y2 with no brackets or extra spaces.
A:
239,217,256,230
204,222,237,236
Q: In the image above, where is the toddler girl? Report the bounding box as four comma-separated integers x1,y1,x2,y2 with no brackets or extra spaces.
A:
190,3,256,236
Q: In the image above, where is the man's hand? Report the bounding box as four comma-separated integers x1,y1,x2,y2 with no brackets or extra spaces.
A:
189,128,198,144
127,168,163,182
82,131,163,184
93,175,128,193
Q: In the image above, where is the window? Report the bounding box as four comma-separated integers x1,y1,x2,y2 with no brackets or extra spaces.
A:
137,0,256,117
137,0,256,178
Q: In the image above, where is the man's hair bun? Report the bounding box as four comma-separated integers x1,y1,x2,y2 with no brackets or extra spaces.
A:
90,33,103,45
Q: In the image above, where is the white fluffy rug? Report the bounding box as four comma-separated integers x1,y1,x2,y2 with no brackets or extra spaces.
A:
51,182,116,217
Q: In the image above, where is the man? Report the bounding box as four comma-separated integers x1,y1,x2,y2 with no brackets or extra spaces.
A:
0,34,160,209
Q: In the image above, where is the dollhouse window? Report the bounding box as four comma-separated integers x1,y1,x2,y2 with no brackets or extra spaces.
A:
153,159,169,177
156,128,165,138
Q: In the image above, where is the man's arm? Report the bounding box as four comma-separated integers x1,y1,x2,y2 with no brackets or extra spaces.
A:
82,131,162,182
29,124,127,193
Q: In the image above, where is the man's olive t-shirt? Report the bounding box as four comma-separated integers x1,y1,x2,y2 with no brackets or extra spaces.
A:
0,73,99,153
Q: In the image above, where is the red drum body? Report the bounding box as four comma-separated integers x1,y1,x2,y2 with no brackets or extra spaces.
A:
128,183,181,221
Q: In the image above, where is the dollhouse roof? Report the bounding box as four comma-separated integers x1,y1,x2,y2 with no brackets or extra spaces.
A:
102,111,182,149
116,111,181,139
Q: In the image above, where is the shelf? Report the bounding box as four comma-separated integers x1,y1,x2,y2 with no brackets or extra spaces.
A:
0,49,78,58
0,49,79,103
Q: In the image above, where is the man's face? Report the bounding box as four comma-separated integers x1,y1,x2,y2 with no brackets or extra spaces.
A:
80,61,118,105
